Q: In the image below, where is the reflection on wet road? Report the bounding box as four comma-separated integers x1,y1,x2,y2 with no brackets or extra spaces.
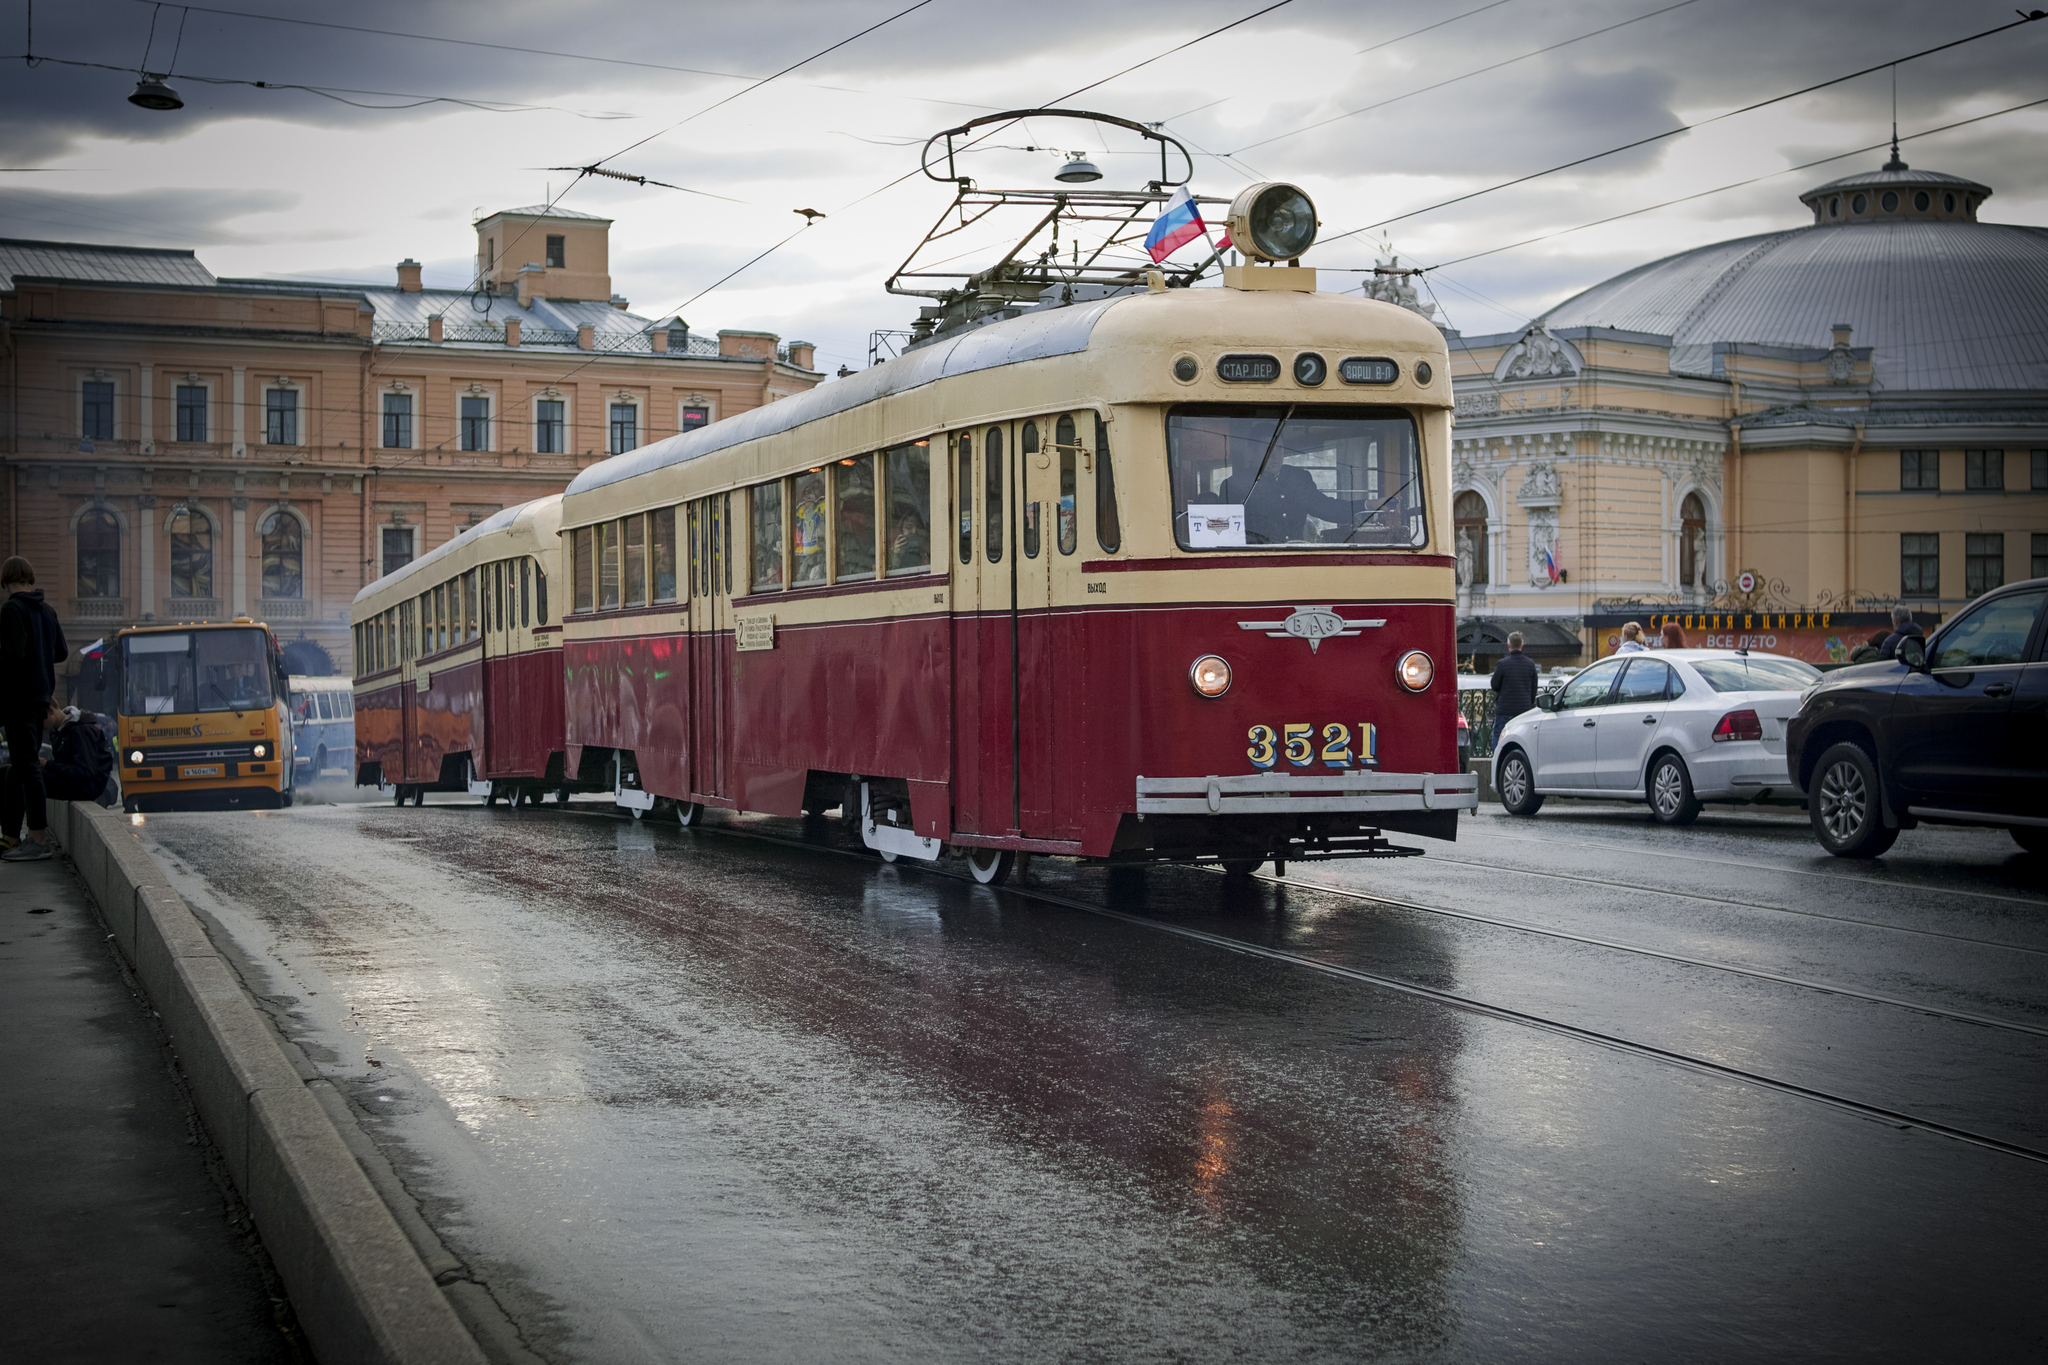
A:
140,799,2048,1362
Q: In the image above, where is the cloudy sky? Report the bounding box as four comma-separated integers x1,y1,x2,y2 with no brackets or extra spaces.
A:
4,0,2045,369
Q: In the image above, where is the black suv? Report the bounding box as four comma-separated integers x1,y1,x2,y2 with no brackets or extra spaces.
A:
1788,579,2048,858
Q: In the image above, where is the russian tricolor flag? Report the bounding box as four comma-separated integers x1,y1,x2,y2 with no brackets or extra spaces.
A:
1145,187,1214,263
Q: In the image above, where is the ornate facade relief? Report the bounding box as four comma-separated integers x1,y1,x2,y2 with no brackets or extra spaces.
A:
1493,325,1583,382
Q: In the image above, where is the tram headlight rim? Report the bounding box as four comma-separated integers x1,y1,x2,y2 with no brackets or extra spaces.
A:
1226,182,1319,263
1396,649,1434,692
1189,654,1233,698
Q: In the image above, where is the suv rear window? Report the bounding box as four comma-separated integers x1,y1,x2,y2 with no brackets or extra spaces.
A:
1690,655,1822,692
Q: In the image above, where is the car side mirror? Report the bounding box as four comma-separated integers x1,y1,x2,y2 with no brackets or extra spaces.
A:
1897,636,1928,671
1535,691,1559,712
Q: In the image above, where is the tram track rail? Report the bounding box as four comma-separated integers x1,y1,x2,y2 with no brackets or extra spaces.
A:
484,799,2048,1167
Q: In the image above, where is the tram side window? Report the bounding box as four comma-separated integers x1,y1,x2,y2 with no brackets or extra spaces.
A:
791,470,827,585
429,585,444,654
1020,423,1041,558
885,443,930,574
653,506,678,602
686,503,701,597
752,483,785,591
956,434,973,565
835,455,876,581
1095,413,1121,553
599,520,621,610
519,558,531,627
1056,415,1078,555
535,560,549,624
621,515,644,608
572,527,593,613
984,427,1005,563
465,569,480,641
715,494,731,596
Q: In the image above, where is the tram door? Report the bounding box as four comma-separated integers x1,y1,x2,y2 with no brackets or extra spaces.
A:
687,497,731,800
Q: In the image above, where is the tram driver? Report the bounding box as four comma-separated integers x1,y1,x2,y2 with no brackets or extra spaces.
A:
1220,460,1353,545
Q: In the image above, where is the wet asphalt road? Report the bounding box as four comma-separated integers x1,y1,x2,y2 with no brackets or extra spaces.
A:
137,791,2048,1363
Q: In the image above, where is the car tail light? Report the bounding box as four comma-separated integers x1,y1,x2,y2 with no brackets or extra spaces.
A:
1712,709,1763,742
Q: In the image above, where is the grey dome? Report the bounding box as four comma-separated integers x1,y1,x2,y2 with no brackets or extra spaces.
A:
1536,162,2048,391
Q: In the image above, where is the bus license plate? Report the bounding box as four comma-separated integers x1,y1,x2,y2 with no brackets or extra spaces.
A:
182,765,222,778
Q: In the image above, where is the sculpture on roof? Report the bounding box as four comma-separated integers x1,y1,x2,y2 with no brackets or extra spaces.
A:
1361,246,1437,321
1495,324,1581,381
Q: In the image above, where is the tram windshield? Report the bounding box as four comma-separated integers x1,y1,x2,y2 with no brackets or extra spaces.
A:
1168,404,1427,550
121,628,274,716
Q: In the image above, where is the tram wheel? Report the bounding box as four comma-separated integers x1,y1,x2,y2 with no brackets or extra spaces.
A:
675,801,704,827
964,847,1014,886
486,785,501,808
392,784,407,807
1221,858,1260,879
412,786,426,807
555,787,572,804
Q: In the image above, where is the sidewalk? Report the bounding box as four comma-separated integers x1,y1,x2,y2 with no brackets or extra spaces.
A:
0,849,304,1363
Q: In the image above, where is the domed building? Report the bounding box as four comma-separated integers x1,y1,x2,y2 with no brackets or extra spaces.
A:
1445,155,2048,666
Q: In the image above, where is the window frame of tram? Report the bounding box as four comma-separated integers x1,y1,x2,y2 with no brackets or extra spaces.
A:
947,414,1101,566
734,442,931,597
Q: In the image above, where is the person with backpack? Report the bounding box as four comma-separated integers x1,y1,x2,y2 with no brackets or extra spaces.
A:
42,703,114,806
0,556,69,860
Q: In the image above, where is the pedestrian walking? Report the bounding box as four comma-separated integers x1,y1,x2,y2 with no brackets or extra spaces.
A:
0,556,68,860
1661,621,1686,649
1615,621,1647,653
1880,606,1924,660
1489,631,1539,749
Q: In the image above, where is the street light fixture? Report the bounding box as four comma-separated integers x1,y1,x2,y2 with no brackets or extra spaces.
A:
128,78,184,111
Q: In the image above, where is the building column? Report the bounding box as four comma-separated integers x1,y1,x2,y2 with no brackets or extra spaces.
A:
139,364,153,449
232,367,246,455
232,497,248,616
137,495,156,620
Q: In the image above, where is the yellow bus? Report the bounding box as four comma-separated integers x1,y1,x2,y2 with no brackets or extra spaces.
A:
107,619,296,812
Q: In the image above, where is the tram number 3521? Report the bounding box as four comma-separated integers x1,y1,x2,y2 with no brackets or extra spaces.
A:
1247,722,1380,770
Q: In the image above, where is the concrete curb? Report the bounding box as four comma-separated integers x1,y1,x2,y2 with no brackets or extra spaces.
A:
48,800,489,1365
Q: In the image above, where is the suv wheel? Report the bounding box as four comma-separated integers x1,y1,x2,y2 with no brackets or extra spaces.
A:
1809,741,1898,858
1648,753,1702,826
1497,748,1544,816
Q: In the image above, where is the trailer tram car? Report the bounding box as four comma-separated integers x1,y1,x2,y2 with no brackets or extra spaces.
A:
552,217,1476,882
350,496,572,805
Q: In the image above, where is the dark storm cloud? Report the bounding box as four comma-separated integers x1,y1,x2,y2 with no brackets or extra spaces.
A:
0,184,299,246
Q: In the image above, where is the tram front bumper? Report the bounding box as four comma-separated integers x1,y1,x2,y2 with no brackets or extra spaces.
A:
1135,770,1480,816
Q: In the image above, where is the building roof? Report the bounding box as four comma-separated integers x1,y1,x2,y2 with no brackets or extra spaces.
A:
479,205,612,222
0,237,218,292
1534,160,2048,392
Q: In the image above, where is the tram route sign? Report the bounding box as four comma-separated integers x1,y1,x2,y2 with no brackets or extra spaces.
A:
1216,354,1281,382
735,615,776,651
1237,605,1388,653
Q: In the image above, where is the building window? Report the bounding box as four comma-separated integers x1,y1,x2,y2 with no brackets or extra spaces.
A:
266,389,298,445
382,394,413,449
260,511,304,599
1453,490,1488,587
176,385,208,443
460,396,489,451
381,527,413,578
82,381,114,440
1901,533,1939,598
546,235,565,268
1965,449,2005,490
682,404,710,431
2033,533,2048,580
535,399,564,453
609,402,638,454
1966,533,2005,598
169,510,213,599
1900,449,1938,491
76,509,120,599
1679,491,1708,589
2033,450,2048,490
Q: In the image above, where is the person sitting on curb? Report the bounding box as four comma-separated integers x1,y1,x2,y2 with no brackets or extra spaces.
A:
43,704,114,808
0,556,67,861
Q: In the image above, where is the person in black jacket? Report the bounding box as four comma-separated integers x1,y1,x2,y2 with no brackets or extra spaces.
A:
1879,606,1925,660
0,557,69,860
1489,631,1540,748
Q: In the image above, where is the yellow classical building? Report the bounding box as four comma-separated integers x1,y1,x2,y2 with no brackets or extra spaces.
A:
1446,155,2048,665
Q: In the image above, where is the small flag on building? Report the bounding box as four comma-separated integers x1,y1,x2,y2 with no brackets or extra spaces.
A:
1542,547,1562,585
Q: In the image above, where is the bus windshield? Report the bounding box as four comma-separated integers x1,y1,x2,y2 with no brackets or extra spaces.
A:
1168,404,1427,550
122,628,274,715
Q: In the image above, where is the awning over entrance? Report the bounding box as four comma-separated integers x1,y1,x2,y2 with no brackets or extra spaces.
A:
1457,617,1584,659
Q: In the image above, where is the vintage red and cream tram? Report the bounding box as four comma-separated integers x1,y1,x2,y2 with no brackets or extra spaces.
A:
351,496,571,804
545,262,1475,879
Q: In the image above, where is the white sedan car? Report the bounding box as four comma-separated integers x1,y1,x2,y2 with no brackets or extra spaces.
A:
1492,649,1823,825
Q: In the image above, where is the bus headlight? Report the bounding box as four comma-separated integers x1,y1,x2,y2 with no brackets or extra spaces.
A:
1189,655,1232,698
252,744,267,758
128,749,144,765
1397,650,1434,692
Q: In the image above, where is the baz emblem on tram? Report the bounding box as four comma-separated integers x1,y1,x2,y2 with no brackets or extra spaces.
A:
1247,722,1379,770
1237,605,1386,653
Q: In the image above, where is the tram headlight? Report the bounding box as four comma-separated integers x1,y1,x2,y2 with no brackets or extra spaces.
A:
252,744,267,758
1226,182,1319,262
1189,655,1233,698
128,749,144,765
1396,650,1434,692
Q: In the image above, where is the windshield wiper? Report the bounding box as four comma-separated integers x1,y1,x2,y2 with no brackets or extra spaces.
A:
1235,405,1296,510
208,681,245,719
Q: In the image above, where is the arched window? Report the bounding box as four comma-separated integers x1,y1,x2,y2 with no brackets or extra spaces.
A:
1453,491,1488,586
169,510,213,600
77,509,120,599
261,510,304,599
1680,492,1707,589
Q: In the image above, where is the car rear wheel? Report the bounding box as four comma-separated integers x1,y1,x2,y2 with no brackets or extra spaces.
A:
2010,826,2048,856
1648,753,1702,826
1809,741,1897,858
1497,748,1544,816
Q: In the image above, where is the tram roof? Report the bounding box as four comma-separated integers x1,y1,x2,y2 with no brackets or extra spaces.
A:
352,494,563,606
566,293,1131,497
